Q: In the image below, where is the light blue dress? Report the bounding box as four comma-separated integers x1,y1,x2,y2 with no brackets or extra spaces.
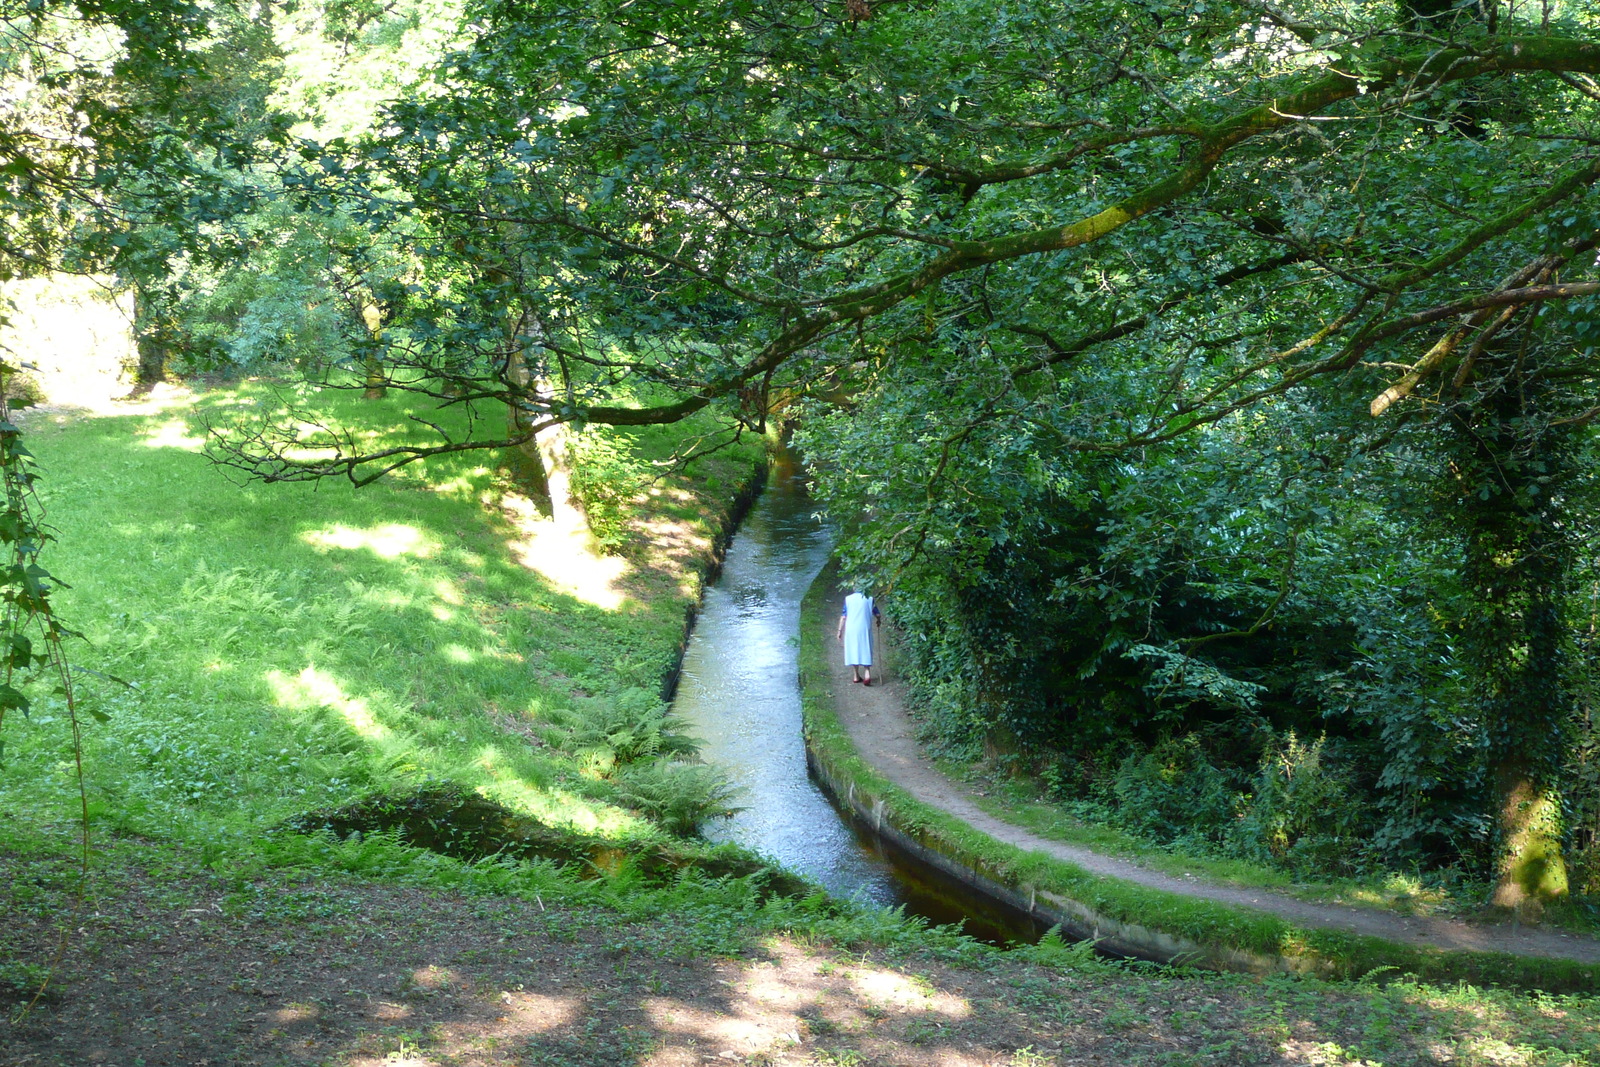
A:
841,592,876,667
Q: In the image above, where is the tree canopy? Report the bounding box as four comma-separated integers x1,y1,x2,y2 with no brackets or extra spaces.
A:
209,0,1600,482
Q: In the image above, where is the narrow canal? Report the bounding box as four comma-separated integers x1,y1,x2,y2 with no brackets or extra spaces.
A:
672,453,1045,943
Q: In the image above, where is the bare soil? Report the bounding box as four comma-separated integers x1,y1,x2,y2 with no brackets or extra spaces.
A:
0,840,1426,1067
819,584,1600,965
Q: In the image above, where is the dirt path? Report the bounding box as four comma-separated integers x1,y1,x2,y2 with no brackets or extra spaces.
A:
818,592,1600,966
12,845,1586,1067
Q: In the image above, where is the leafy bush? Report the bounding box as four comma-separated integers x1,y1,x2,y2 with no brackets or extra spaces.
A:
1228,732,1376,878
543,687,701,779
534,686,744,836
1567,628,1600,897
611,762,745,837
1570,846,1600,897
1128,645,1267,717
566,429,649,552
1107,736,1242,850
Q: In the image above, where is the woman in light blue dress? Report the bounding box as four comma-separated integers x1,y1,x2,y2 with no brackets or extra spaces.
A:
835,589,881,685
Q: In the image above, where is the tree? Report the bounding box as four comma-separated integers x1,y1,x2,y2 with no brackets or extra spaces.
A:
204,0,1600,901
208,1,1600,465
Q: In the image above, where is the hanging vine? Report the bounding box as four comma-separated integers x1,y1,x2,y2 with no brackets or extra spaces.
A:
0,360,90,1017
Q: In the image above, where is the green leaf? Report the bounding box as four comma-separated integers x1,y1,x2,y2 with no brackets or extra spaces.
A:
0,683,29,716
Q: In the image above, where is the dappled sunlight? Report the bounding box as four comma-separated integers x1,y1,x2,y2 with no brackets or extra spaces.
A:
479,988,582,1036
479,772,645,837
299,934,1029,1067
268,666,391,741
409,965,461,991
847,961,971,1015
636,486,716,599
272,1003,319,1024
425,465,495,498
1280,1039,1407,1065
497,488,632,611
344,1054,434,1067
641,940,978,1065
35,380,197,420
751,942,970,1021
139,418,206,450
303,522,440,559
10,840,1588,1067
281,445,340,465
639,996,797,1058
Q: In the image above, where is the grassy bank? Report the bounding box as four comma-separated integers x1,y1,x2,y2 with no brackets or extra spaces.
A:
798,560,1600,994
0,381,765,856
933,757,1600,936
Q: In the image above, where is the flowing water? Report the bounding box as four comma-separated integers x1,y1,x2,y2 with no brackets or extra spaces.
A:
672,454,1047,942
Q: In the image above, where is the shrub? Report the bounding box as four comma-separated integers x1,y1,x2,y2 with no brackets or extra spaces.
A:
1107,735,1241,849
543,687,701,779
1229,732,1375,878
1571,845,1600,897
566,428,649,552
611,763,745,837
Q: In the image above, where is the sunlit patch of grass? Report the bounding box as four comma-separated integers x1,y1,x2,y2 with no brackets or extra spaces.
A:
140,418,205,450
268,666,394,741
303,522,440,558
1341,873,1451,915
499,485,633,610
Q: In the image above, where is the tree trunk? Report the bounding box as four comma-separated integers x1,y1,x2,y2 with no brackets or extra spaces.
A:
505,341,550,510
360,300,386,400
131,288,169,390
1448,354,1573,917
1492,760,1569,912
492,264,579,525
502,338,580,525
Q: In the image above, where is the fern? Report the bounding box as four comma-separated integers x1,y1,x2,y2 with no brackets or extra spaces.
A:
611,763,745,837
543,687,701,778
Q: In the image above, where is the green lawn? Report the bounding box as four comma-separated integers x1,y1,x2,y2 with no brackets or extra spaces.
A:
2,382,763,851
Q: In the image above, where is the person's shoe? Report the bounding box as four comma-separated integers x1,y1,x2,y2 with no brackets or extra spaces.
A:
862,678,871,686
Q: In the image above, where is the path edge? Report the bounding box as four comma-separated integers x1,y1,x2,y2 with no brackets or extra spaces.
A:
797,558,1600,993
